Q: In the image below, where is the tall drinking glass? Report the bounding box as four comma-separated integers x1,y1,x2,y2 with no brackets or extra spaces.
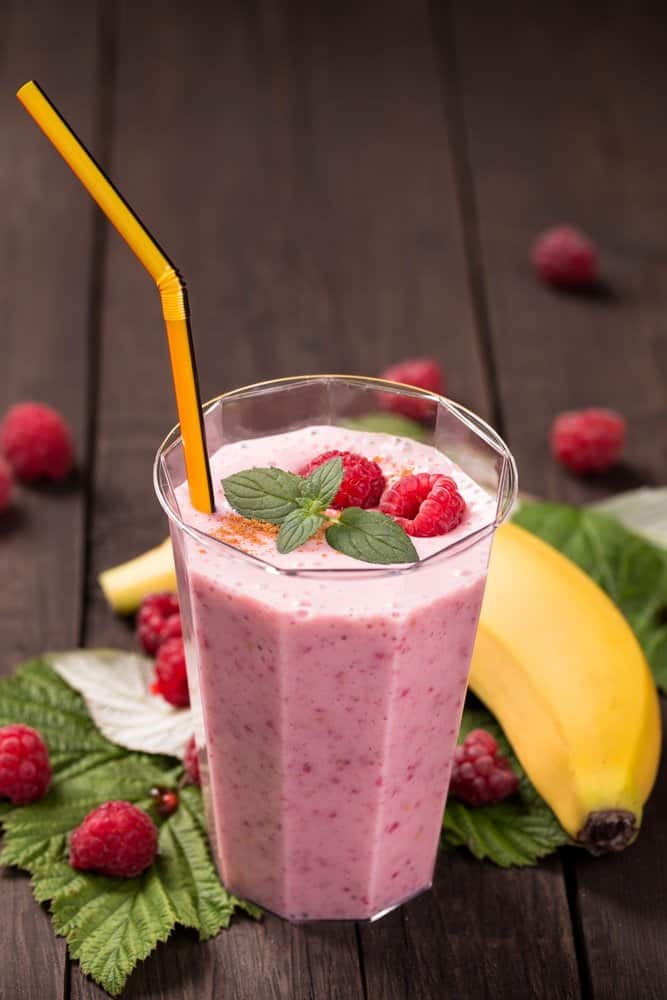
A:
154,375,517,921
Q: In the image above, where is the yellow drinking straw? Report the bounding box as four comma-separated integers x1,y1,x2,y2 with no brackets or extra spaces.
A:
16,80,214,513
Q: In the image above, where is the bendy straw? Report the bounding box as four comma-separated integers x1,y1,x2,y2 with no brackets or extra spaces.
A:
16,80,214,513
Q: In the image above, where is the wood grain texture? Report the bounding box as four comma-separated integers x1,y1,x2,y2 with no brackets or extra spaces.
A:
448,3,667,997
361,854,580,1000
0,2,100,998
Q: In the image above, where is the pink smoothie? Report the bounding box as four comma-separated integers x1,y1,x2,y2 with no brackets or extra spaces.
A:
171,425,496,920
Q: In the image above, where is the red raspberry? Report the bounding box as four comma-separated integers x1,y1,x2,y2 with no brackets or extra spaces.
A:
0,724,52,805
450,729,519,807
137,592,180,655
69,800,158,878
378,358,445,421
299,450,385,509
0,402,74,482
380,473,466,536
532,225,599,289
551,408,626,474
0,455,13,513
184,735,200,785
152,637,190,708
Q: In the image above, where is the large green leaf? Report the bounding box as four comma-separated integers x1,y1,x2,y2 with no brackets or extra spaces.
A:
0,660,259,996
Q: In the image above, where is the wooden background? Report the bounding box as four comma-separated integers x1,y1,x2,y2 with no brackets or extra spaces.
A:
1,2,666,998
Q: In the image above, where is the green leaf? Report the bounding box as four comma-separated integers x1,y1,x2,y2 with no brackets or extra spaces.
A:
276,509,326,554
0,659,259,996
513,502,667,692
222,467,303,523
300,456,343,507
341,412,428,442
442,702,569,866
591,487,667,549
326,507,419,564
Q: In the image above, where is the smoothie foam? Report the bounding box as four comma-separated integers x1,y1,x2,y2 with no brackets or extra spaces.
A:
172,425,496,920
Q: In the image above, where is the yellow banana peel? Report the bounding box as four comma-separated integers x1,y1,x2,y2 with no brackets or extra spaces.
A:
472,522,661,853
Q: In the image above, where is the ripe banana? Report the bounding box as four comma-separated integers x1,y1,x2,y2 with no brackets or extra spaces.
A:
471,522,661,854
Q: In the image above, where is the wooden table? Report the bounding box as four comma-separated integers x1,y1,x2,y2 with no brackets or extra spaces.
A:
2,3,666,998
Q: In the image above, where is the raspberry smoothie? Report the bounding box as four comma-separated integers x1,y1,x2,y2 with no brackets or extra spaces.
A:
169,425,497,920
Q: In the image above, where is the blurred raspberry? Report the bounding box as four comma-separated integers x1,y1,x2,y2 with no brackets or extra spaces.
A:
184,735,200,785
378,358,445,421
1,402,74,482
532,225,598,289
551,408,626,474
137,593,180,655
152,637,190,708
0,456,13,513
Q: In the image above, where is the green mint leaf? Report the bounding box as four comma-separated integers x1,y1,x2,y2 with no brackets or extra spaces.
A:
0,658,259,996
591,487,667,549
341,412,428,442
276,509,326,554
326,507,418,564
442,701,569,866
222,467,303,523
300,456,343,507
513,502,667,693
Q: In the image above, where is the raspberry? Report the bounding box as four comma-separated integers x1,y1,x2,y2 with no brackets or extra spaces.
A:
69,801,158,878
378,358,445,421
152,637,190,708
137,593,180,655
0,724,52,805
450,729,519,807
551,408,626,474
532,225,599,289
184,735,200,785
299,450,385,509
0,402,74,482
0,455,13,514
379,473,466,536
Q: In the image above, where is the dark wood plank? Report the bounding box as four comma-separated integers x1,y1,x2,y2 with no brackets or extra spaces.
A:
0,3,101,999
449,3,667,997
362,854,579,1000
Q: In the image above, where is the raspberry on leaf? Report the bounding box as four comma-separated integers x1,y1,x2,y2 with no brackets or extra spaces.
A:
0,724,52,805
450,729,519,807
69,800,158,877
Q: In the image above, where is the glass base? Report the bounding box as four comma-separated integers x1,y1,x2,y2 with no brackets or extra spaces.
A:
224,880,434,924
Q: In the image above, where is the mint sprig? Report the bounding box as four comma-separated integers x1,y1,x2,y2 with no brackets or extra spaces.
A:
0,659,259,996
222,457,419,565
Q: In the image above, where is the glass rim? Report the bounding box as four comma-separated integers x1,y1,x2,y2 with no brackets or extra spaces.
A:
153,374,518,579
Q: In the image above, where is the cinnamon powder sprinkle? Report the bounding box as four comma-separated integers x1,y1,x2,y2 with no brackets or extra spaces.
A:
211,513,280,551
